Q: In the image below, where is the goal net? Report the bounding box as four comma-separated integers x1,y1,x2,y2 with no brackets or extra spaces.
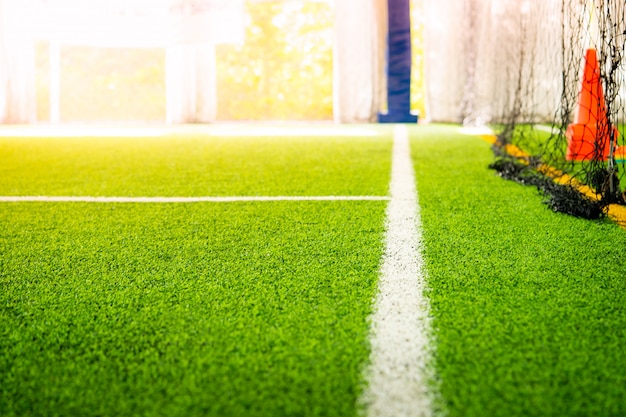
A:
424,0,626,216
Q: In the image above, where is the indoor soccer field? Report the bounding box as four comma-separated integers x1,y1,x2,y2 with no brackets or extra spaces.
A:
3,0,626,415
1,124,625,417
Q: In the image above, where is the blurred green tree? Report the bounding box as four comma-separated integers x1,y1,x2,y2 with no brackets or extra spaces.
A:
216,1,333,121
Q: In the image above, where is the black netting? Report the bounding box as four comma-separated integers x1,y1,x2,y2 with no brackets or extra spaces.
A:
487,0,626,216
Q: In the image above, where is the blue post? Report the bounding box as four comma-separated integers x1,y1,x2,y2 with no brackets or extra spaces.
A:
378,0,418,123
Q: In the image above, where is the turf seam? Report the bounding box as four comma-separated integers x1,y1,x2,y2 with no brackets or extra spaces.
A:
361,124,434,417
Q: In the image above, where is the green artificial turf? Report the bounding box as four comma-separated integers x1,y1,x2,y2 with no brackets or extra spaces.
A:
7,122,626,417
0,201,386,417
0,130,391,197
504,124,626,193
0,128,393,416
410,124,626,417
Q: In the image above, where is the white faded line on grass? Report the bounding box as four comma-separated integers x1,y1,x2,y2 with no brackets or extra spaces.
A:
361,124,434,417
0,196,390,203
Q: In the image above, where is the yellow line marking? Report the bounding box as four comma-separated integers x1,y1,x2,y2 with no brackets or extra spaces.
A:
478,134,626,230
608,204,626,227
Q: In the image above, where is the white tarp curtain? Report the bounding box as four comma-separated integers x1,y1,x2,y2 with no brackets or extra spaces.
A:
424,0,564,125
3,0,244,47
423,0,626,125
422,0,468,124
166,44,217,124
426,0,523,125
0,0,243,123
333,0,387,123
0,0,36,123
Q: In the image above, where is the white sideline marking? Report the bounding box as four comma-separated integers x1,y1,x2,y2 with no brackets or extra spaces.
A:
362,124,434,417
0,195,390,203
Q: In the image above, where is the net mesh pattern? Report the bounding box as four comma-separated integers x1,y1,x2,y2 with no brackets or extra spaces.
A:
425,0,626,216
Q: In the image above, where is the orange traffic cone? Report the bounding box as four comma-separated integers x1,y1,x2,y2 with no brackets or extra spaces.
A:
566,48,618,161
615,146,626,164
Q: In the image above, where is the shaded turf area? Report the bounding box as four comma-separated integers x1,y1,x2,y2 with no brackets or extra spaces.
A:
411,124,626,417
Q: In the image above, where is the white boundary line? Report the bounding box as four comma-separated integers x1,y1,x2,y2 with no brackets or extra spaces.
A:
361,124,434,417
0,196,390,203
